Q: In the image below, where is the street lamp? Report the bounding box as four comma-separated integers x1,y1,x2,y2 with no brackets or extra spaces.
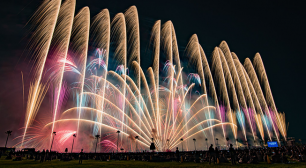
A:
226,137,229,149
116,130,120,153
216,138,219,149
259,139,263,147
180,138,183,152
205,138,208,150
50,132,56,151
95,135,100,153
71,134,76,153
166,139,170,150
193,138,196,151
5,130,12,148
150,138,156,152
135,136,139,152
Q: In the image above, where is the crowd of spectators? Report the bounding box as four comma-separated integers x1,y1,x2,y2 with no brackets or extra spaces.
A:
1,144,306,165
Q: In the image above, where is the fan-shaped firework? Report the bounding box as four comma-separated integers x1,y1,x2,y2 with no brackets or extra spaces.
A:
18,0,286,152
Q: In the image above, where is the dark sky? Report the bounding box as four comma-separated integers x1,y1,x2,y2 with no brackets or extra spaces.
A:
0,0,305,147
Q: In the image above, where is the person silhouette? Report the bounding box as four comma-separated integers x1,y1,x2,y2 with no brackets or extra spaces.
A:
209,144,215,164
176,147,180,162
40,149,45,163
229,144,236,165
79,149,83,164
215,147,219,164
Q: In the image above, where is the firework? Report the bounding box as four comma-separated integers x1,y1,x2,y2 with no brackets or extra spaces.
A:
20,0,285,152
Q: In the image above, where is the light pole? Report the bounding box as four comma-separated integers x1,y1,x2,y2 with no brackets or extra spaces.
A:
193,138,196,151
150,138,156,152
95,135,100,153
216,138,219,149
135,136,139,152
5,130,12,148
116,130,120,153
205,138,208,150
236,139,239,149
167,139,170,150
50,132,56,151
260,139,263,147
71,134,76,153
226,137,229,149
180,138,183,152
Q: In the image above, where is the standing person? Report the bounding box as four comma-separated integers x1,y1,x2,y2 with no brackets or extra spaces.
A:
40,149,45,163
176,147,180,162
215,147,219,164
79,149,83,164
209,144,215,164
46,149,49,161
229,144,236,165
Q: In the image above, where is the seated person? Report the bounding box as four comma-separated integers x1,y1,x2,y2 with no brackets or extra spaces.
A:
219,154,228,163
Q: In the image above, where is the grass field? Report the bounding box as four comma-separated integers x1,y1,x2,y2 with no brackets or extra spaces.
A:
0,157,305,168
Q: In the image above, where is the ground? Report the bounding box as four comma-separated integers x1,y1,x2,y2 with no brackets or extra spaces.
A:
0,157,305,168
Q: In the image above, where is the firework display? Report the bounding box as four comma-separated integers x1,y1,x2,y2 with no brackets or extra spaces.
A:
17,0,286,153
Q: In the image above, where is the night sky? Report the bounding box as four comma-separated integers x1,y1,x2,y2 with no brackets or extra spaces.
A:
0,0,305,147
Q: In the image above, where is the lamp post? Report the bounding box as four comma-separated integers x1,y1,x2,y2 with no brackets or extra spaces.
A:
95,135,100,153
116,130,120,153
150,138,156,152
260,139,263,147
226,137,229,149
205,138,208,150
50,132,56,152
5,130,12,148
193,138,196,151
246,141,249,149
265,138,268,146
71,134,76,153
166,139,170,150
135,136,139,152
180,138,183,152
216,138,219,149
